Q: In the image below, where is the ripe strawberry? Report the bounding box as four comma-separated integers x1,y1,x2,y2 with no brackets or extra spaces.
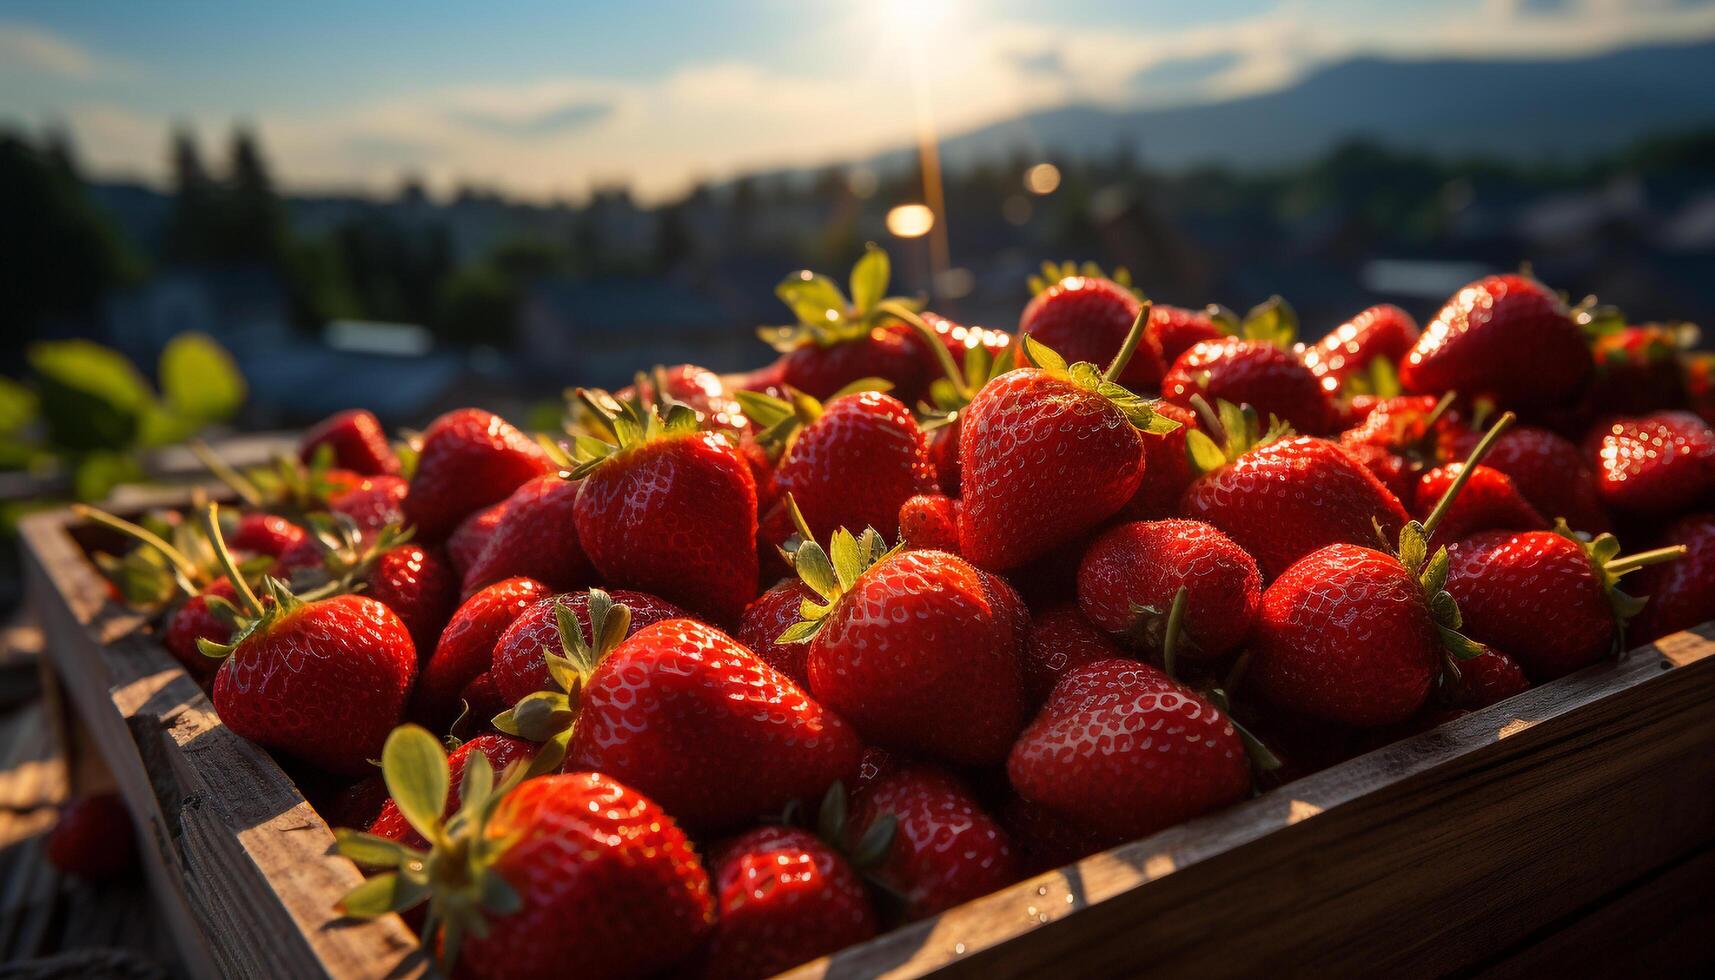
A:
1018,272,1164,389
228,513,306,559
1180,404,1409,580
46,792,137,880
736,579,819,688
1444,423,1610,533
363,543,457,656
1020,603,1125,710
1453,646,1531,710
403,408,552,540
320,774,389,833
1117,401,1199,520
1078,519,1260,662
1009,658,1251,840
460,474,591,596
1337,393,1466,502
1411,463,1546,551
1163,337,1335,435
778,324,930,403
898,493,961,552
366,733,536,848
786,528,1026,765
703,826,878,980
489,588,690,706
1445,525,1684,679
1400,273,1591,411
958,324,1178,571
918,311,1011,372
1304,304,1419,389
762,248,932,402
328,475,408,532
1147,303,1227,366
566,617,862,831
337,729,713,980
845,762,1019,920
1000,794,1125,877
415,576,548,727
298,408,400,476
1585,323,1692,416
1587,411,1715,516
164,578,244,680
1630,513,1715,643
616,363,747,430
446,499,509,578
572,394,758,624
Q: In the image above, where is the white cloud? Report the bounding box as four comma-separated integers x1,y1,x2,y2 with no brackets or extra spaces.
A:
0,21,122,81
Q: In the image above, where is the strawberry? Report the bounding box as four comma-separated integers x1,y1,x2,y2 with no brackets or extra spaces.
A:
1008,658,1251,841
1000,794,1125,877
898,493,961,552
1400,273,1591,411
362,542,457,657
1587,411,1715,516
320,774,390,833
1020,602,1125,711
1304,304,1419,390
1452,646,1531,710
783,526,1026,765
164,578,244,680
228,513,307,559
460,474,592,596
736,579,819,688
1411,463,1546,551
844,762,1019,920
366,733,537,848
198,504,417,774
1446,524,1687,679
446,499,509,578
1337,393,1465,502
1117,401,1199,520
958,322,1178,570
761,247,931,402
46,792,137,880
488,588,690,707
703,826,878,980
1077,518,1261,661
337,729,713,980
1630,513,1715,643
563,617,862,831
571,393,758,624
1180,402,1409,580
1584,322,1693,416
1163,338,1335,435
1147,303,1227,366
616,363,747,431
298,408,400,476
1444,423,1610,533
328,475,408,532
403,408,552,541
1018,268,1164,389
415,576,548,727
918,311,1012,372
1249,417,1516,726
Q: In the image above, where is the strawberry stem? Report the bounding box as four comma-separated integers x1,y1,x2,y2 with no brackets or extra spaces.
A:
1103,303,1151,383
1188,393,1226,445
882,302,969,401
71,504,202,587
1421,391,1458,433
189,439,264,508
1606,544,1688,576
1421,411,1516,540
1161,585,1188,681
200,502,265,619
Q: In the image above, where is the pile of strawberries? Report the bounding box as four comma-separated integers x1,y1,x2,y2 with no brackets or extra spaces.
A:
85,249,1715,980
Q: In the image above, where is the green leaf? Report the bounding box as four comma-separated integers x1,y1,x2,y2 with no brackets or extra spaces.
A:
776,272,848,327
522,727,573,779
381,725,450,845
1438,625,1487,661
332,829,418,869
0,377,38,436
543,651,581,694
338,871,429,919
1420,547,1450,596
460,753,495,809
776,619,822,645
1397,522,1427,575
28,339,155,453
794,542,839,601
828,529,863,591
851,812,897,868
159,332,246,426
1185,429,1227,473
828,377,894,400
734,390,794,428
1019,334,1067,374
596,601,631,656
818,781,848,843
503,691,576,742
849,246,890,313
1429,590,1460,628
480,872,523,915
1240,295,1298,348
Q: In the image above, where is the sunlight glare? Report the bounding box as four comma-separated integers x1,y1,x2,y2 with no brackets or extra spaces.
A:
886,204,936,238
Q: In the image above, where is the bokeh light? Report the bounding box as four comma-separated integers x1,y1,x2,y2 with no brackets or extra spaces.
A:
1025,163,1062,195
886,204,935,238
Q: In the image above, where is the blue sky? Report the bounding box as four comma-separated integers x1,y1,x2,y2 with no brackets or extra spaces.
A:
3,0,1712,201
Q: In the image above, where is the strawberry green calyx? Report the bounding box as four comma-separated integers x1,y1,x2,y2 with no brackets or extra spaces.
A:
810,781,898,876
879,301,1017,430
1341,357,1404,399
569,386,708,478
1015,313,1181,436
282,513,414,599
734,377,895,455
1551,519,1686,652
491,590,633,774
333,724,526,972
759,245,923,352
1238,295,1298,349
1183,396,1294,474
1156,587,1281,773
194,502,302,660
191,439,351,517
1025,260,1137,297
73,502,262,608
776,494,900,645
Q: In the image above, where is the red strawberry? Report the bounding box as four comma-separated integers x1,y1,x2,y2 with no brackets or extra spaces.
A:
1400,273,1591,411
1585,323,1692,416
789,530,1026,766
616,363,747,430
1304,304,1419,389
1630,513,1715,643
1588,411,1715,516
460,474,592,596
1020,603,1125,711
363,543,457,656
778,324,930,403
1117,400,1199,520
1411,463,1546,551
164,578,243,679
1147,303,1227,366
1453,646,1531,710
918,311,1011,371
703,826,878,980
408,578,551,731
1018,274,1164,389
1163,338,1335,435
1445,526,1683,679
228,513,306,559
446,499,509,578
366,733,536,847
489,588,690,706
298,408,400,476
927,424,960,495
845,762,1019,919
328,475,408,532
319,774,389,833
1009,658,1251,840
1337,393,1466,502
958,324,1176,570
46,792,137,880
338,732,714,980
764,248,932,402
736,579,819,688
898,493,961,552
1444,424,1610,533
572,395,758,624
566,618,862,830
403,408,552,540
1181,408,1409,580
1077,519,1261,661
1000,794,1124,877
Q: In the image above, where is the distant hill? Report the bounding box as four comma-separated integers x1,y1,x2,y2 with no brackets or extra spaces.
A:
868,37,1715,173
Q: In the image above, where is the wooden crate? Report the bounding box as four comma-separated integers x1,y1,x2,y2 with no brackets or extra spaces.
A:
20,500,1715,979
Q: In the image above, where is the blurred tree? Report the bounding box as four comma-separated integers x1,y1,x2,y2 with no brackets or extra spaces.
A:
436,264,518,347
165,125,219,263
222,125,289,264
